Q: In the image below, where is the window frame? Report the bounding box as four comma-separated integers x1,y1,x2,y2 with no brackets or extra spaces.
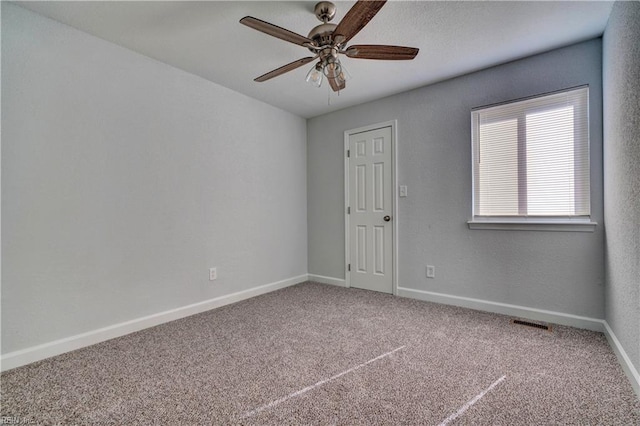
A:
468,86,596,232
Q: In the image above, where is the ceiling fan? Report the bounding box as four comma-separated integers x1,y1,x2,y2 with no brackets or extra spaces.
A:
240,1,419,92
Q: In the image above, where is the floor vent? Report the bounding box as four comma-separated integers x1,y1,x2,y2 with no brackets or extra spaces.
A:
511,319,552,331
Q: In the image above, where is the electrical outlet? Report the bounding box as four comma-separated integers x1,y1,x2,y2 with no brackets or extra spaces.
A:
209,267,217,281
426,265,435,278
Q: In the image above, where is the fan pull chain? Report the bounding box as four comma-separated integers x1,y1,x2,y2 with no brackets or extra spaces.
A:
326,83,342,106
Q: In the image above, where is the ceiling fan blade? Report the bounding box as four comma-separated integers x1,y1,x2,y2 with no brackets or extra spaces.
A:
240,16,313,47
254,57,317,82
332,1,387,45
344,45,419,60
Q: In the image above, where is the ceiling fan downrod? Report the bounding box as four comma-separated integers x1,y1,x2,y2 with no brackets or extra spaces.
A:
307,2,339,50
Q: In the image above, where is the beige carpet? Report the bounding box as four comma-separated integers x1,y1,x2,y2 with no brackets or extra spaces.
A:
2,282,639,425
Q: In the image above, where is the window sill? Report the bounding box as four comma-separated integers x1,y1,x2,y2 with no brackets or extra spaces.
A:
467,219,597,232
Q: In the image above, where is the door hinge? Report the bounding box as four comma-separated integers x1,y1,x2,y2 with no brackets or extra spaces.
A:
347,206,350,214
347,150,350,158
348,264,351,271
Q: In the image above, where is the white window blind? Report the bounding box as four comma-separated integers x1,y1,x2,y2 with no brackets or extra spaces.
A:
472,87,590,219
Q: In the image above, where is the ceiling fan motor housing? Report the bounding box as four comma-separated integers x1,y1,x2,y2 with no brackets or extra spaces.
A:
308,23,338,48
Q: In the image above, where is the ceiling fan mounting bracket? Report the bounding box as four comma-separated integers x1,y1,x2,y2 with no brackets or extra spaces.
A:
314,1,337,23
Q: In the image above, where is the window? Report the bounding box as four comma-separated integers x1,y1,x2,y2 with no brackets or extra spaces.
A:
470,87,595,231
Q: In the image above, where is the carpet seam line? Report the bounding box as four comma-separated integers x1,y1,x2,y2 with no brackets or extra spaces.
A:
437,375,507,426
239,345,406,419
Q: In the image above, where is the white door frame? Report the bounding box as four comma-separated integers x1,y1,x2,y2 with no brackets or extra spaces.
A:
344,120,398,295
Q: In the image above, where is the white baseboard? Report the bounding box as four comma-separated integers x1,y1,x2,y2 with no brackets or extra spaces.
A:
1,274,308,372
5,277,638,399
397,287,605,332
603,321,640,397
397,287,640,397
308,274,346,287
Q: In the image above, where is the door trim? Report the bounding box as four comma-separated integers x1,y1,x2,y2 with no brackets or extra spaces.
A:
344,120,398,295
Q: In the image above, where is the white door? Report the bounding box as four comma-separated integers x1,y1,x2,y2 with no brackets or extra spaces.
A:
348,126,393,294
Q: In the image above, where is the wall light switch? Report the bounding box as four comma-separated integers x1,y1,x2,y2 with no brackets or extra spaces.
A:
399,185,408,197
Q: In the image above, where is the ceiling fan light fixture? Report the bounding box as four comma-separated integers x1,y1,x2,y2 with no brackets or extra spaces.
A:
339,62,351,81
323,57,342,79
306,62,324,87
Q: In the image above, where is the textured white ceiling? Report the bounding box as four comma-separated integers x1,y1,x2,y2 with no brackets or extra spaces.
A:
15,1,613,118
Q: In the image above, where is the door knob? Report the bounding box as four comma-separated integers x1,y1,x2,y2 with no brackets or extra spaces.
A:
383,215,391,222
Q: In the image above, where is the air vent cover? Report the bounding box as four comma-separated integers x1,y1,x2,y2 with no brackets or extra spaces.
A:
511,319,551,331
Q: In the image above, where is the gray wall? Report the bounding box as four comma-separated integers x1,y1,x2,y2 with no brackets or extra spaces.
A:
308,39,604,318
2,4,307,354
603,1,640,374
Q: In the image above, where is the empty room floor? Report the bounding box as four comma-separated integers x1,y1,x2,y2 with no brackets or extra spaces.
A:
2,282,639,425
